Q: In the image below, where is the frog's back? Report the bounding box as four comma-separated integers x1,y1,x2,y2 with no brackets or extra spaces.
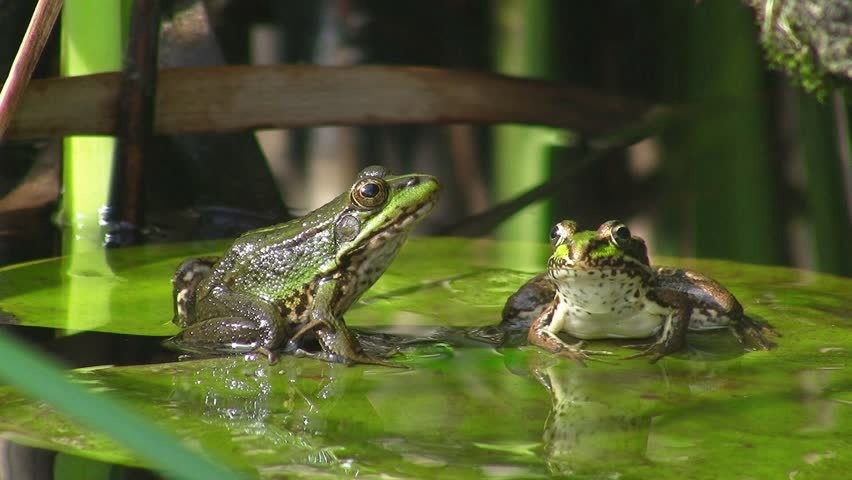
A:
208,213,339,302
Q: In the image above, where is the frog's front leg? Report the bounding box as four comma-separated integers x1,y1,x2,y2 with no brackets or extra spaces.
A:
291,279,401,367
624,305,690,363
164,291,287,362
528,301,612,367
501,273,554,332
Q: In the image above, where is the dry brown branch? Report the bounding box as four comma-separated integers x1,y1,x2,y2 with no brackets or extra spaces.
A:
5,65,660,140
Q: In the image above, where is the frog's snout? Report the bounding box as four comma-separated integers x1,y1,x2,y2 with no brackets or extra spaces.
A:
404,174,440,191
405,176,421,187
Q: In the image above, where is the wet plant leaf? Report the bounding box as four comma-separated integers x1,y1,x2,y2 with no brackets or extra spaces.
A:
0,237,849,478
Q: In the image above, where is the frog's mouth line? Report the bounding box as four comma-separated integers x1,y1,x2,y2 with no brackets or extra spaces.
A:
384,197,438,233
549,261,652,281
552,255,649,270
353,197,438,252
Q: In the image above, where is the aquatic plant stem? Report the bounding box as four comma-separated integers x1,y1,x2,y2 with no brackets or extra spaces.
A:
492,0,558,267
0,0,63,140
60,0,125,255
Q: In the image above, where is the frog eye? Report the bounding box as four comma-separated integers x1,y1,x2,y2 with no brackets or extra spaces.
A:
610,224,632,246
351,178,388,209
549,221,576,248
549,225,561,241
549,224,566,249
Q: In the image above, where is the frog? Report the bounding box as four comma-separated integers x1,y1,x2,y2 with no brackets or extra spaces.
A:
502,219,777,365
164,165,440,366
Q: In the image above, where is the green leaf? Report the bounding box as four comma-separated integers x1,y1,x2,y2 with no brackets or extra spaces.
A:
0,237,850,478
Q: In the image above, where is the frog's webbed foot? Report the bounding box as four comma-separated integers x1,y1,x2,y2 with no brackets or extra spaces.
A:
622,341,673,363
305,281,405,367
314,324,406,368
731,315,778,350
554,340,615,367
290,347,351,364
290,345,401,367
527,307,613,367
246,346,280,364
285,318,403,367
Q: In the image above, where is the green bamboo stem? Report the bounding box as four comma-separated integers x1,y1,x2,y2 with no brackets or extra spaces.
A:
492,0,559,267
59,0,125,257
689,3,780,264
660,2,782,264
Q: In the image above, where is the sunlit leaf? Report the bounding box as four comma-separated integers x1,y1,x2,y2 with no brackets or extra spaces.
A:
0,237,850,477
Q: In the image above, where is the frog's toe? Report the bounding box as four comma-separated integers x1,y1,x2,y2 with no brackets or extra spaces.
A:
620,340,670,362
364,356,407,368
248,346,280,364
337,348,406,368
622,344,670,363
575,341,615,356
621,340,654,350
731,317,778,350
292,345,405,368
555,348,589,367
291,347,349,364
553,342,614,367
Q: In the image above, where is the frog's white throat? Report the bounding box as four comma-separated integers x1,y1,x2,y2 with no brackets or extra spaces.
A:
550,266,650,315
549,266,666,339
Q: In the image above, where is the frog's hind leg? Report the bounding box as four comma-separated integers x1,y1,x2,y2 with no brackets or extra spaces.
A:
730,315,778,350
165,293,286,362
165,316,269,355
171,256,219,328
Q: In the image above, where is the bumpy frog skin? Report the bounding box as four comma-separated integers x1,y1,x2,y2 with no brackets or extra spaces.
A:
504,220,777,365
165,166,440,366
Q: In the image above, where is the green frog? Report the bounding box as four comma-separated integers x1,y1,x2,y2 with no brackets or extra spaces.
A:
503,220,777,364
165,166,440,366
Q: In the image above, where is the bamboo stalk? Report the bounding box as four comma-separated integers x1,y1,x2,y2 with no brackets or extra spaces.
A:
492,0,556,260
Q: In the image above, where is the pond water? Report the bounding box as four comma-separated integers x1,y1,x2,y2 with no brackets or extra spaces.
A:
0,237,849,478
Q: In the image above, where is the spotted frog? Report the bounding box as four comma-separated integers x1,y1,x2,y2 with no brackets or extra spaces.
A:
165,166,440,365
502,220,777,364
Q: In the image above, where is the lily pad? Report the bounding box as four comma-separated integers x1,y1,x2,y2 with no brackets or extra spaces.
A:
0,237,850,478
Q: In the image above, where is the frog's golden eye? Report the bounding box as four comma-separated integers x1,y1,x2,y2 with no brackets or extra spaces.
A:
610,224,632,246
351,178,388,209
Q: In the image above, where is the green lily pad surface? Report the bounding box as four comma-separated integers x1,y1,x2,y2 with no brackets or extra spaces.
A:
0,237,850,478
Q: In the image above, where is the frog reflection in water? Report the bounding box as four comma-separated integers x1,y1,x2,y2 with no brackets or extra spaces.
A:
165,166,440,366
502,220,777,364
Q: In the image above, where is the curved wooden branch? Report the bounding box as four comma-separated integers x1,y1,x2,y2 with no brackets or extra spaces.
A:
6,65,661,140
